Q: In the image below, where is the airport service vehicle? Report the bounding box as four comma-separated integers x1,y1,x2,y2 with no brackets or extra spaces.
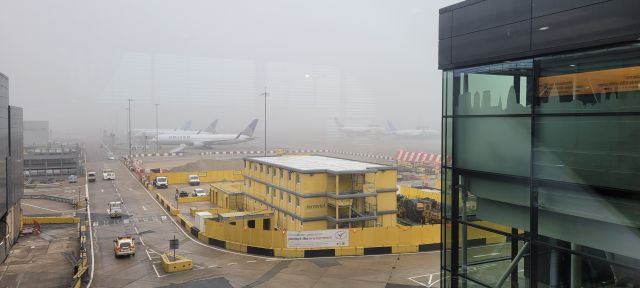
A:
113,236,136,257
188,175,200,186
67,175,78,183
108,201,123,218
192,188,206,197
87,172,96,182
103,169,116,180
155,119,258,153
175,190,189,199
106,152,115,160
154,176,168,188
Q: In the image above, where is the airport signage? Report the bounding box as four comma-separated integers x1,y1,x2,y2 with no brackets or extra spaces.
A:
286,229,349,248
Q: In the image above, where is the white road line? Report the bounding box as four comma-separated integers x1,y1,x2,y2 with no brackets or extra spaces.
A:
139,236,145,246
134,227,139,234
152,263,163,278
227,263,237,266
142,206,147,211
84,152,95,288
247,260,257,263
208,265,218,268
100,189,103,193
21,203,75,213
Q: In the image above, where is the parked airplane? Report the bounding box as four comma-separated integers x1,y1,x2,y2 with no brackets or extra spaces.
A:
386,121,438,137
133,120,217,137
155,119,259,152
333,118,383,135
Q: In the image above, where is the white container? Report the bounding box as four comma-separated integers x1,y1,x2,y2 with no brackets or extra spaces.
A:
194,211,214,232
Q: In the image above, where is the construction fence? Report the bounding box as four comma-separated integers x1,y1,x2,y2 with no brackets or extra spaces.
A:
399,186,441,202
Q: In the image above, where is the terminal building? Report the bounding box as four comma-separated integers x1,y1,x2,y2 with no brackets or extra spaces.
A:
241,155,397,231
24,144,83,179
0,73,25,263
439,0,640,287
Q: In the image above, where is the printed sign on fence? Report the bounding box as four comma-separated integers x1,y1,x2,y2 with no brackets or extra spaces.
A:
286,229,349,248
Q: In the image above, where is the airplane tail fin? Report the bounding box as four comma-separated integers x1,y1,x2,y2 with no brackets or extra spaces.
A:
180,120,192,131
204,120,218,134
387,120,396,132
237,119,259,138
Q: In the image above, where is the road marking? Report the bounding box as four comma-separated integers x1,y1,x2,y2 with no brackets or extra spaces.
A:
124,219,130,224
247,260,257,263
208,265,219,268
134,227,139,234
152,263,167,278
21,203,76,213
100,189,103,193
227,263,237,266
145,249,152,261
142,206,147,211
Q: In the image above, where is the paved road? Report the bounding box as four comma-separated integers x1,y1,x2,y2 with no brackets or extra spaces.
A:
86,141,440,288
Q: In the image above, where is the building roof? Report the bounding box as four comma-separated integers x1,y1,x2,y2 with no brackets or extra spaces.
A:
246,155,394,174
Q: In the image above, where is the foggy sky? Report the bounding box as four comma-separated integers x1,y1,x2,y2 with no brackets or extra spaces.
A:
0,0,459,141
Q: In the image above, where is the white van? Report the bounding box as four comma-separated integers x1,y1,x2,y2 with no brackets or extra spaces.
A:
108,201,123,218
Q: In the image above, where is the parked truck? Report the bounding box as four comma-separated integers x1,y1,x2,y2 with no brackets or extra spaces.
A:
103,169,116,180
87,171,96,182
108,201,123,218
153,176,168,188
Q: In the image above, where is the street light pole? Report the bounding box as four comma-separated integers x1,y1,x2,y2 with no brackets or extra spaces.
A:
127,98,134,161
155,103,159,154
260,88,268,157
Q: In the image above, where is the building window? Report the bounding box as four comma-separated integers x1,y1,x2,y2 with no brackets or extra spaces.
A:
296,173,300,184
296,196,300,207
263,219,270,230
280,190,283,200
272,188,276,198
247,220,255,229
288,171,292,181
288,194,291,204
259,164,263,172
266,166,270,175
280,168,283,179
244,160,247,168
265,186,269,196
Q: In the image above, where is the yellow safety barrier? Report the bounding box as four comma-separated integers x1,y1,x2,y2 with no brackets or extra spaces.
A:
156,193,180,215
150,170,243,185
177,196,209,203
189,207,230,217
161,253,193,273
399,186,441,202
22,216,80,225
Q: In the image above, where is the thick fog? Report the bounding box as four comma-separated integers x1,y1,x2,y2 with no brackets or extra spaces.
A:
0,0,459,154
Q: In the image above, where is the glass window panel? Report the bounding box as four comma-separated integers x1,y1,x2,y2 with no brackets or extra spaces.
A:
443,168,452,218
444,70,454,116
458,223,528,288
534,115,640,190
454,60,532,115
462,174,530,231
455,117,531,176
445,117,452,167
537,43,640,113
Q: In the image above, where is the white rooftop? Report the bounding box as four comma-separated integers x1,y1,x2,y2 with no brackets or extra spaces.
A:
248,155,389,173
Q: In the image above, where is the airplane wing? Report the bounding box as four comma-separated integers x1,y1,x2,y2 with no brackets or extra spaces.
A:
169,144,187,154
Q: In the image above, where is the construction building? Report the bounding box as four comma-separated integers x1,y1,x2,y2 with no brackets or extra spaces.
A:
24,144,83,179
0,73,24,263
242,155,397,231
439,0,640,287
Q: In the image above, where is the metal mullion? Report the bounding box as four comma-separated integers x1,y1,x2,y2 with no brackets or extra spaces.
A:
529,57,540,288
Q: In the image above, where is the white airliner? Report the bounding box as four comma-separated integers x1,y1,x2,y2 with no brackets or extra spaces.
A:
155,119,259,152
386,121,439,137
334,118,383,135
133,120,218,137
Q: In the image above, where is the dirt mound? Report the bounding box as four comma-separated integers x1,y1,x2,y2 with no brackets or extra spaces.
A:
170,159,243,172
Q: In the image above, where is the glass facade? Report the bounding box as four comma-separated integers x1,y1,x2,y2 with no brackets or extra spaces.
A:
442,43,640,287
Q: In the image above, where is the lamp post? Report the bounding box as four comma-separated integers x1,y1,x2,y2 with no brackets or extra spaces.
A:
127,98,134,161
260,88,268,156
155,103,159,154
